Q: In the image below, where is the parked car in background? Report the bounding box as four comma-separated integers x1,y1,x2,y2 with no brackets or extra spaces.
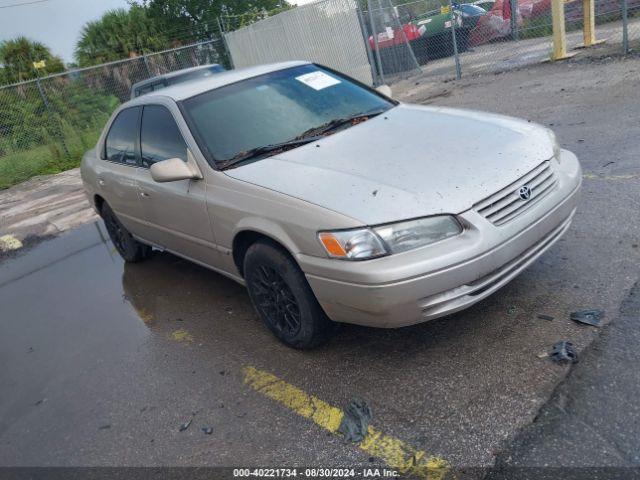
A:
471,0,496,10
130,63,225,99
369,3,487,69
368,22,427,70
82,61,582,349
412,3,487,58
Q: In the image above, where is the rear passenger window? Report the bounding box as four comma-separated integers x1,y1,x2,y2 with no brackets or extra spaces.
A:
140,105,188,168
104,107,140,165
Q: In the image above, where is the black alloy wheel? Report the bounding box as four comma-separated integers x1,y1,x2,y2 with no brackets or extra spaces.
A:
244,239,337,349
248,264,302,338
101,202,150,263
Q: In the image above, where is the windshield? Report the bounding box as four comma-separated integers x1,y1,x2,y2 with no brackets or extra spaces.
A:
180,64,394,165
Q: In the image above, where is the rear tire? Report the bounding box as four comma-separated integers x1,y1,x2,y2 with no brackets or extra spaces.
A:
244,240,337,349
101,202,150,263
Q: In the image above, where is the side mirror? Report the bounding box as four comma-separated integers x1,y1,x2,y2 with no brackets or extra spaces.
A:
150,157,200,183
376,84,393,97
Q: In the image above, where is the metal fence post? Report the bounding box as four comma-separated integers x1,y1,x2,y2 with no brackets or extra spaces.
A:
622,0,629,53
217,16,235,69
581,0,605,47
510,0,519,40
449,0,462,79
36,77,70,158
356,4,381,86
551,0,575,60
366,0,386,85
142,54,152,77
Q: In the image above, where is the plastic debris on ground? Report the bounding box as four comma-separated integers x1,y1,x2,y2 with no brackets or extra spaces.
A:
179,415,194,432
570,309,605,327
202,426,213,435
537,314,554,321
337,398,372,443
550,341,578,364
0,234,23,252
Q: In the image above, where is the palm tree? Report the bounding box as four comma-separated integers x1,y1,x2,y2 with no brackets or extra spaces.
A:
75,6,171,67
0,36,65,84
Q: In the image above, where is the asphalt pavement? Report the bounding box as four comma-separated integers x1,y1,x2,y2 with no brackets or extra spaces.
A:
488,280,640,479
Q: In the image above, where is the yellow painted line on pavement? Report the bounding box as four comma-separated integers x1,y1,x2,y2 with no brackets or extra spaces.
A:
136,306,154,324
243,366,450,480
170,328,193,342
582,173,638,181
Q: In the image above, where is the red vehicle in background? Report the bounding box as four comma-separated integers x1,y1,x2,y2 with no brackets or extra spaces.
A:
368,23,422,50
368,23,431,69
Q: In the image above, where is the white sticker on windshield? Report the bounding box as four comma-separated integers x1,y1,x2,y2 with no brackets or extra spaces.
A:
295,71,341,91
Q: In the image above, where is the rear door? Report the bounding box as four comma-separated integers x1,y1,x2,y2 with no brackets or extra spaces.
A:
135,103,218,265
94,106,145,233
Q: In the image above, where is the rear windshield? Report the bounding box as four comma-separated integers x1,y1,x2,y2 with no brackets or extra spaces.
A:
180,64,393,164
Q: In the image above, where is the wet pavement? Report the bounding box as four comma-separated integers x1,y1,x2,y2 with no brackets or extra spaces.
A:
1,57,640,475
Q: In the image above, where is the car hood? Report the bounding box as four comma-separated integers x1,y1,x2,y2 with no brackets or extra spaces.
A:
224,104,555,225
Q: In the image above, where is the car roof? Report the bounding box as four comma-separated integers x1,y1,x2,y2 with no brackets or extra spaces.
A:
132,63,222,88
128,61,311,104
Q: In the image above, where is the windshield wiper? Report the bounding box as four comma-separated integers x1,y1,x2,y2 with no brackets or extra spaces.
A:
218,136,323,170
295,108,387,140
218,108,388,170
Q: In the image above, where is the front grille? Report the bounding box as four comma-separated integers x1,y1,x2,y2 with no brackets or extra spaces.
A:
474,161,558,226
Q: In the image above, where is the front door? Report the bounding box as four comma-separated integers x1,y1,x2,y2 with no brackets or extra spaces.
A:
134,104,218,266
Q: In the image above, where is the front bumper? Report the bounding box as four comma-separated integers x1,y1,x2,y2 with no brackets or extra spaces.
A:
299,150,582,328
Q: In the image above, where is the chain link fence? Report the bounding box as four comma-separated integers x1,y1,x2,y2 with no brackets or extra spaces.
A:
222,0,376,85
372,0,640,82
0,39,228,189
219,0,639,88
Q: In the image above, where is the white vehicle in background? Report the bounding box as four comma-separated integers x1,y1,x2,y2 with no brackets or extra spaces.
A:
130,63,225,99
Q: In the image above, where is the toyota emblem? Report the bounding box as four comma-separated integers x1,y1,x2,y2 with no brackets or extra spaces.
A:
518,185,532,201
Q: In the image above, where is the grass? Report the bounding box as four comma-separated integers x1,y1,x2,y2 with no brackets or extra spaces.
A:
0,128,101,190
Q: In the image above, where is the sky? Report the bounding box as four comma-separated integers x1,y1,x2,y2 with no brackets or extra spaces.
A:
0,0,316,63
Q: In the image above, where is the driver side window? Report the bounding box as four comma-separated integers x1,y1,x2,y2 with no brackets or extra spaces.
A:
140,105,188,168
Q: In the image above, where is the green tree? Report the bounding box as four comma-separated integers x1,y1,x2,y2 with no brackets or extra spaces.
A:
0,36,65,84
75,5,171,67
133,0,292,39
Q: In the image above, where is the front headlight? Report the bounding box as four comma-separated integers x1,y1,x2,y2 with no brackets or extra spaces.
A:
374,216,462,254
318,216,462,260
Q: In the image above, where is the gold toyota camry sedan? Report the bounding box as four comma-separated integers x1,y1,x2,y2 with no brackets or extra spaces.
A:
81,61,582,348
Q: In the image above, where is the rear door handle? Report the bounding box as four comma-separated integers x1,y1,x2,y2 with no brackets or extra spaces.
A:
98,179,106,186
140,191,150,198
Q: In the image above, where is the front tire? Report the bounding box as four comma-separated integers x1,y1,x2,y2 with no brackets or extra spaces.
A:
101,202,150,263
244,240,336,349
